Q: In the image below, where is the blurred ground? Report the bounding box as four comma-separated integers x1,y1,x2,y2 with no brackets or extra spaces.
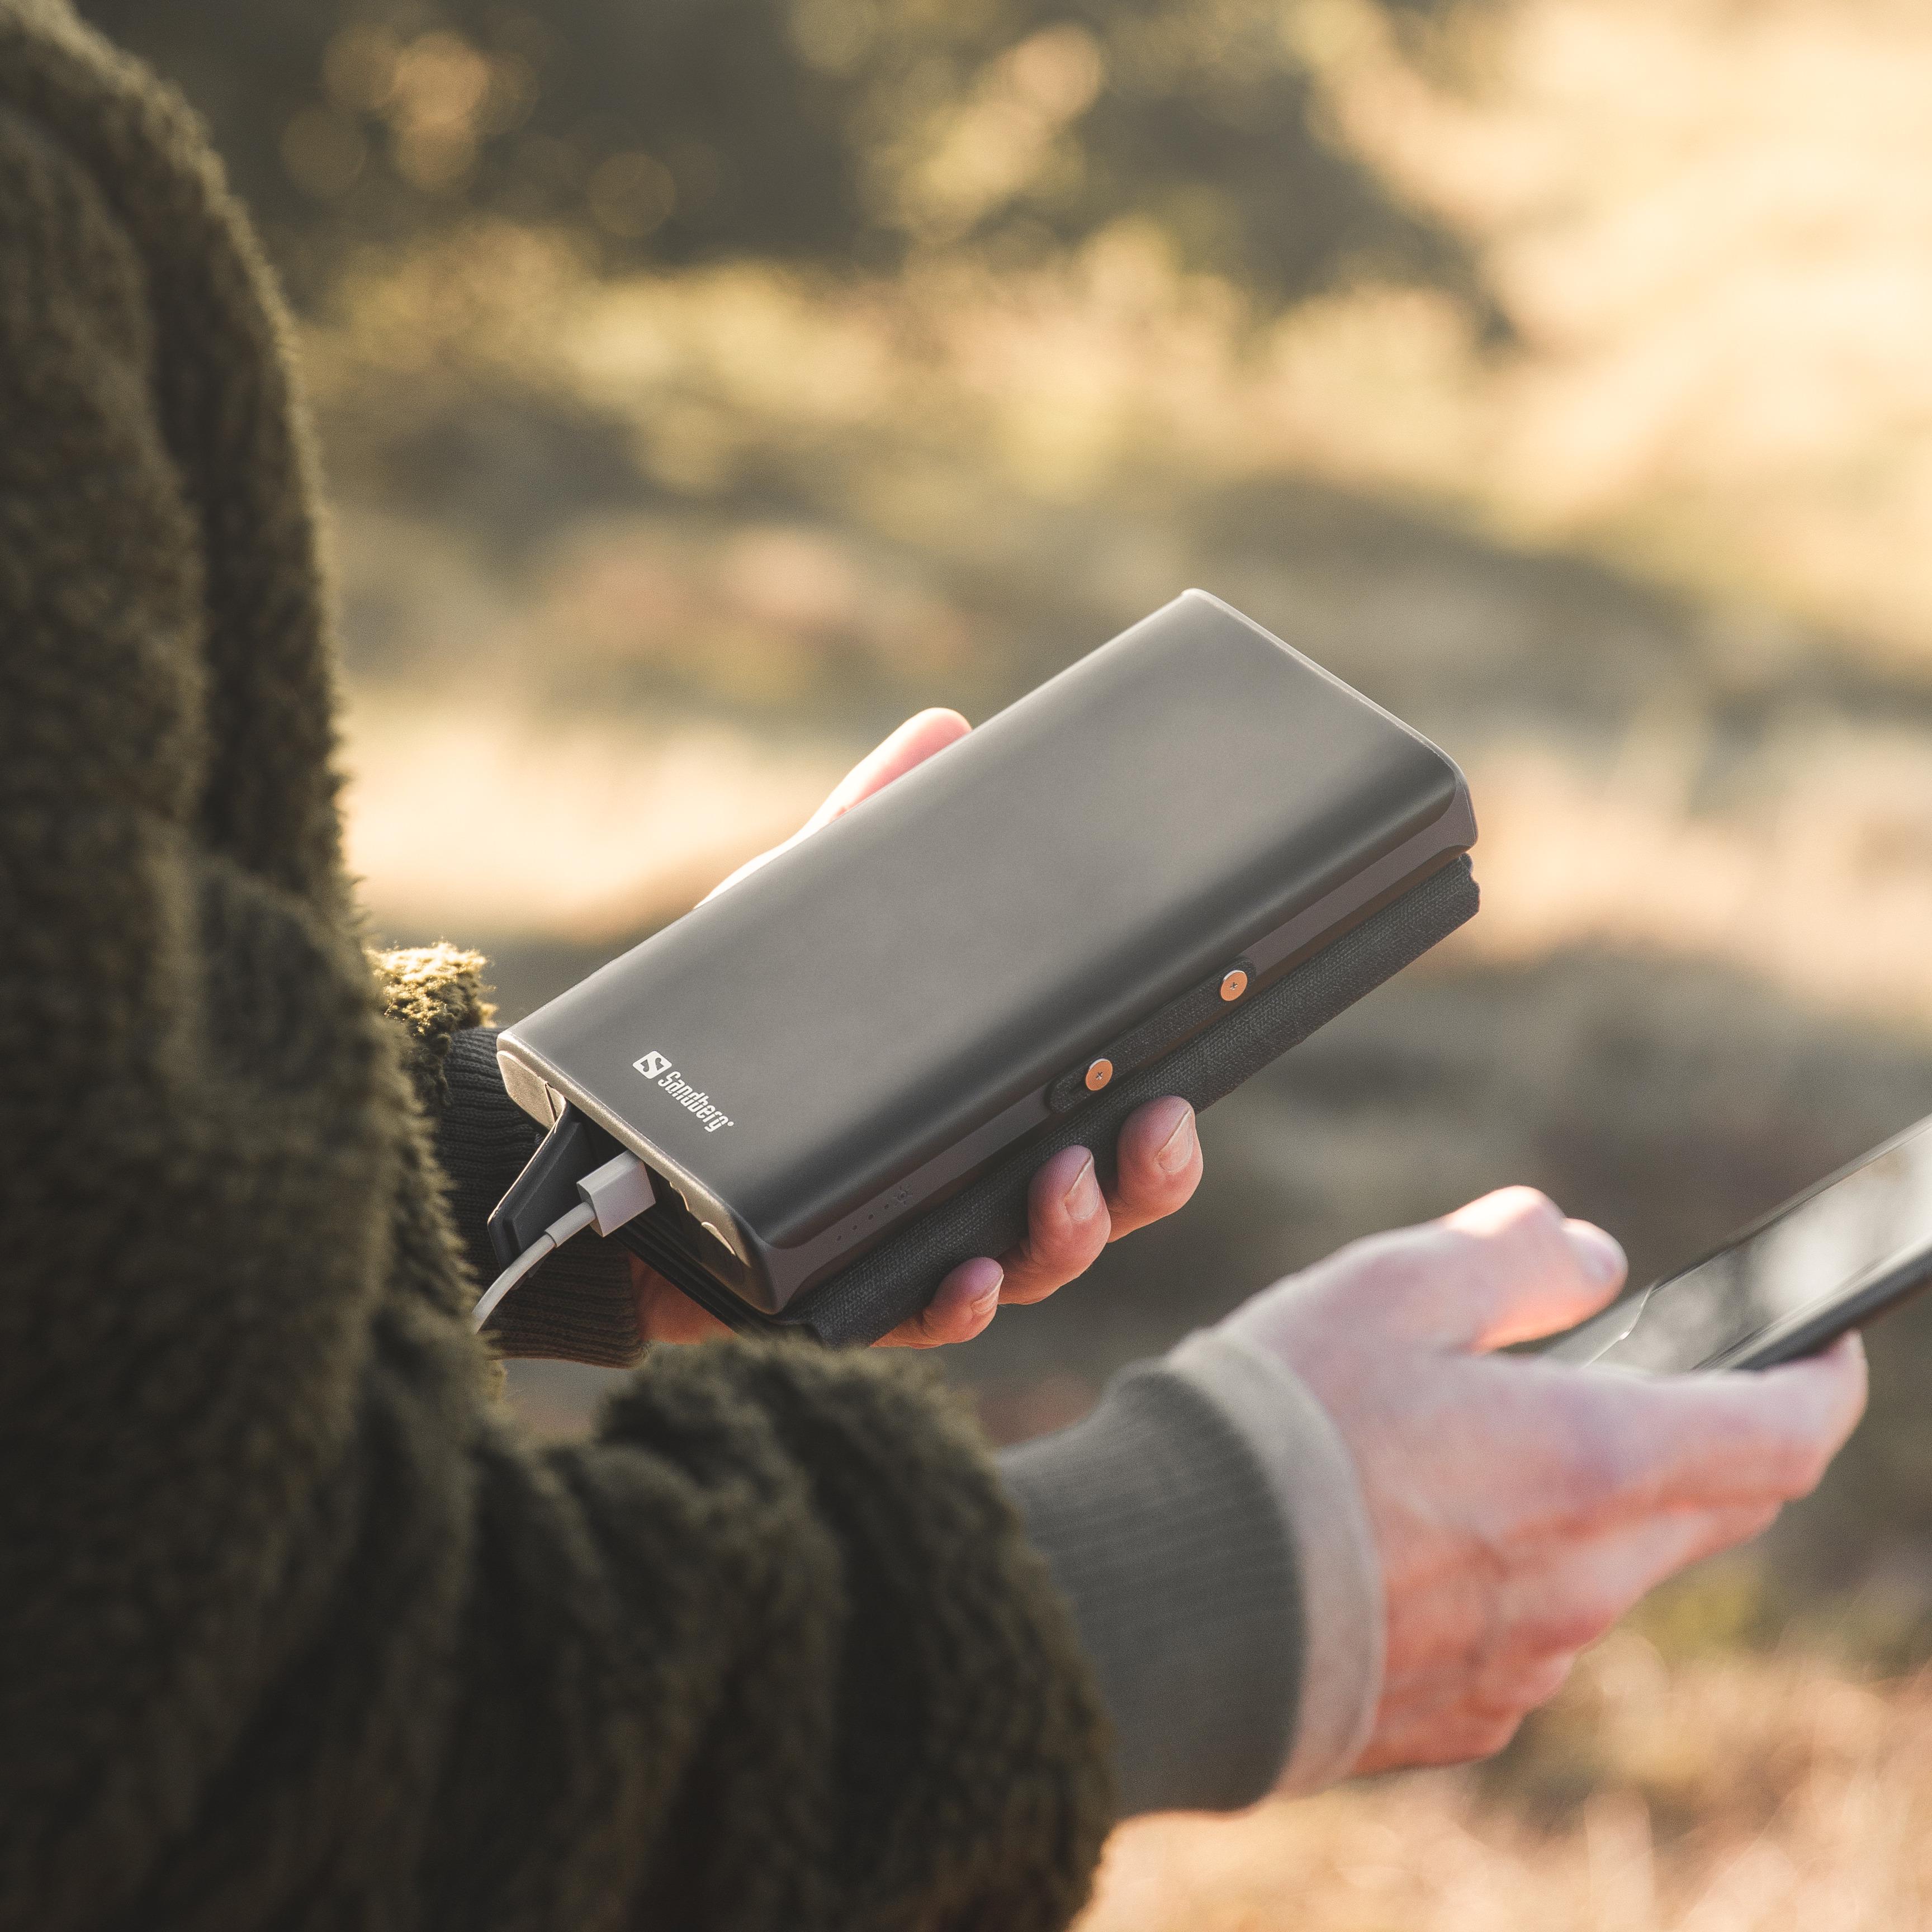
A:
1083,1631,1932,1932
102,0,1932,1920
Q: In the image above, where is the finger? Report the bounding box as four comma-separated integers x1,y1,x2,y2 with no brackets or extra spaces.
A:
1376,1641,1582,1751
1587,1331,1868,1510
877,1256,1005,1348
1456,1650,1581,1742
1370,1502,1774,1776
801,708,972,832
1355,1682,1555,1776
1367,1188,1626,1351
996,1146,1111,1306
1492,1501,1779,1666
1104,1097,1202,1242
627,1256,735,1344
1370,1488,1783,1779
1441,1189,1628,1348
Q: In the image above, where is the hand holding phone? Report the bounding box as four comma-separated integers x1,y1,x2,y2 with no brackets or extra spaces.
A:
1219,1188,1865,1775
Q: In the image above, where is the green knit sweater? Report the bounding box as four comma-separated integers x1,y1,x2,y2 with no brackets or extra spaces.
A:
0,4,1112,1926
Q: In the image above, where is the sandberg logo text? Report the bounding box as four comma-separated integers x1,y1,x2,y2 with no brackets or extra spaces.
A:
632,1050,735,1134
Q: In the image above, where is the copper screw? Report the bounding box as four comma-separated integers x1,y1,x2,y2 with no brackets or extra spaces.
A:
1220,968,1249,1002
1085,1057,1114,1092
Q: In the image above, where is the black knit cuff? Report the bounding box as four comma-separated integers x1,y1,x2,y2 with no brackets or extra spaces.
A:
433,1027,646,1368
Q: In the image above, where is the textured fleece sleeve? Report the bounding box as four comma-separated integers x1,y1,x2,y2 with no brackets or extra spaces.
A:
422,1001,1388,1808
0,29,1110,1932
999,1331,1382,1815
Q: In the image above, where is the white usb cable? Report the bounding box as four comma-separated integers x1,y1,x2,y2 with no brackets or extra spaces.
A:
472,1149,655,1330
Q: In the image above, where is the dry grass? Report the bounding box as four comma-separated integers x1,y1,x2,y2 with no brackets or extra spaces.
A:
1461,730,1932,1030
1079,1635,1932,1932
339,687,842,938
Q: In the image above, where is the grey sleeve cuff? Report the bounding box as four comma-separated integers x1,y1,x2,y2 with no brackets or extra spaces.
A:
996,1333,1381,1816
1167,1330,1383,1794
997,1358,1300,1816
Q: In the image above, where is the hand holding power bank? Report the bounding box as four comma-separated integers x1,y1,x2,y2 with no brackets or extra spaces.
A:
491,591,1480,1345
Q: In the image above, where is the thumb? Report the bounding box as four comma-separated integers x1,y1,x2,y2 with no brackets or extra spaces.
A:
1422,1187,1628,1351
705,708,972,903
802,708,971,832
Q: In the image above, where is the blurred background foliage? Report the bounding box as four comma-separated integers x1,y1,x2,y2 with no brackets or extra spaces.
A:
79,0,1479,302
75,0,1932,1918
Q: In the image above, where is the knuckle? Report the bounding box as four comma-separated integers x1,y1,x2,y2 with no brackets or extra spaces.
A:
1044,1206,1099,1262
1480,1189,1569,1265
1029,1214,1080,1266
1119,1162,1181,1214
995,1260,1063,1307
1505,1186,1564,1227
1453,1186,1561,1239
1149,1170,1198,1217
920,1291,969,1342
1504,1198,1572,1275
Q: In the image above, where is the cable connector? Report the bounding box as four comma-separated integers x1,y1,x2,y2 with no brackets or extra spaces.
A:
472,1146,656,1332
576,1149,656,1236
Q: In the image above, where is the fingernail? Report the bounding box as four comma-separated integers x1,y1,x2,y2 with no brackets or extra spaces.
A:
1564,1221,1626,1288
1156,1107,1199,1175
1064,1154,1103,1222
971,1266,1004,1314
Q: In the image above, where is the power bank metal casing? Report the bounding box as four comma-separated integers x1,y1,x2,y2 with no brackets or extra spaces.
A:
498,591,1475,1331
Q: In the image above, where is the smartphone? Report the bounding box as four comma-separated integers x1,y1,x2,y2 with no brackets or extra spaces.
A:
1546,1112,1932,1372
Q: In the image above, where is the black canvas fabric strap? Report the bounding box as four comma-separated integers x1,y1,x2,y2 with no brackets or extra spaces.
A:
1043,955,1257,1114
780,856,1479,1346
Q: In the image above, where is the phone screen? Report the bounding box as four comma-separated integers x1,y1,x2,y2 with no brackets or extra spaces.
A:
1550,1114,1932,1372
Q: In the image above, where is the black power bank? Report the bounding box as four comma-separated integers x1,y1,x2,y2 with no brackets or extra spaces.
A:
494,590,1479,1344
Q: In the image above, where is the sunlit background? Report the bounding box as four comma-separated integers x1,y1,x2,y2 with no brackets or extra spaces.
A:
89,0,1932,1921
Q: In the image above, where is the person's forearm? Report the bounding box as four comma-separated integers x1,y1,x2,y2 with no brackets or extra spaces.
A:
0,61,1110,1920
997,1332,1382,1816
434,1003,1387,1811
